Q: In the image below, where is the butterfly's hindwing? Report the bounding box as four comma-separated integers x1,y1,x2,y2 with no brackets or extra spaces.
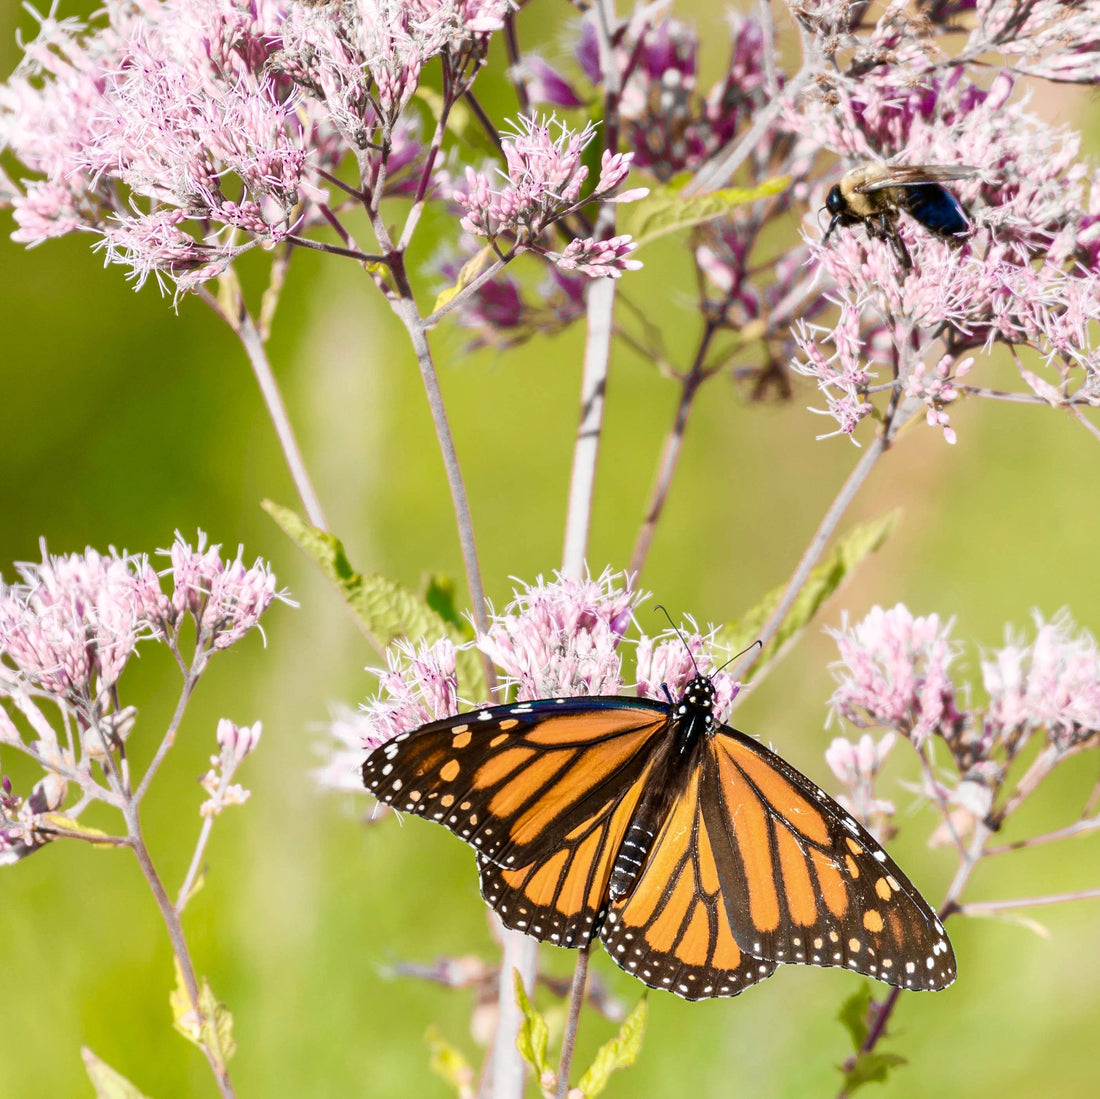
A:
707,730,956,990
600,752,778,1000
474,763,653,948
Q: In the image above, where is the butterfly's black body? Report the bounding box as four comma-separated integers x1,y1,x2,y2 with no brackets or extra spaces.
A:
363,675,955,1000
608,677,716,901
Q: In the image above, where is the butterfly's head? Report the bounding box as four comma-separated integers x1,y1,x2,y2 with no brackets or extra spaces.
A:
676,674,718,735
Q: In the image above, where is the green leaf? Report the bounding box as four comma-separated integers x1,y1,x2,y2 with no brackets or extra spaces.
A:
617,175,790,247
423,574,472,636
169,959,236,1068
837,983,874,1052
262,501,487,699
513,969,551,1079
81,1048,152,1099
717,510,900,679
840,1051,908,1095
425,1025,475,1099
575,995,648,1098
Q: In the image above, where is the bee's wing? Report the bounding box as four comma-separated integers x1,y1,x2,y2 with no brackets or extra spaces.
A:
855,165,979,193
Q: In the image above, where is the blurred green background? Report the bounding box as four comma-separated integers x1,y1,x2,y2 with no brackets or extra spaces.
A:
3,3,1100,1097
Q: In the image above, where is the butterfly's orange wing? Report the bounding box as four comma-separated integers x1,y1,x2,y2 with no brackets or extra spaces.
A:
364,691,955,999
475,762,653,948
704,728,955,991
600,752,777,999
363,697,671,942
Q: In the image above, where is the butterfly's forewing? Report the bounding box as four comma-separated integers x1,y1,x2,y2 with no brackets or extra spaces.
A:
705,729,955,991
362,696,670,884
600,750,778,999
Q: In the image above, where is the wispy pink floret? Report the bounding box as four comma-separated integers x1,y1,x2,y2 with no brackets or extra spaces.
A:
792,306,875,442
452,115,643,264
593,150,634,195
170,532,225,618
454,115,596,238
0,544,153,698
202,553,281,650
634,629,739,724
166,531,288,650
216,717,263,760
829,605,962,746
824,731,897,830
477,570,640,700
982,612,1100,752
371,637,461,743
825,731,897,788
906,355,973,445
556,234,642,279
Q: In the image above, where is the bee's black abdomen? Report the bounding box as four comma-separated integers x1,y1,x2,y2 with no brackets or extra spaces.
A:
901,184,968,239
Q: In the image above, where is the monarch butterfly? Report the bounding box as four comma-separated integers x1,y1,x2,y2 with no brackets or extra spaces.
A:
362,672,955,1000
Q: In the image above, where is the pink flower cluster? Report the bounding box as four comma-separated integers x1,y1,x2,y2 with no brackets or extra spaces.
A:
1,0,312,289
982,613,1100,753
279,0,511,127
0,533,283,705
451,116,645,276
0,545,161,701
0,533,284,863
830,604,1100,777
167,532,284,651
828,603,1100,841
0,0,514,291
829,605,961,746
477,569,638,700
321,572,745,789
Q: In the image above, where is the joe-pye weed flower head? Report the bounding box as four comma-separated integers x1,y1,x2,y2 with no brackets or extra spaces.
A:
0,532,286,865
321,571,748,792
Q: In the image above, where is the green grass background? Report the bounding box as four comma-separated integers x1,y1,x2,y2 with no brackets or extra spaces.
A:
2,3,1099,1096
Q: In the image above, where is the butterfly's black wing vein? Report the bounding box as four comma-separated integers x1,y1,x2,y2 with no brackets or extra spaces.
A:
707,726,956,990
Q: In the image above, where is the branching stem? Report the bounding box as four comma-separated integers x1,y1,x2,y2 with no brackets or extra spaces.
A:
555,946,591,1099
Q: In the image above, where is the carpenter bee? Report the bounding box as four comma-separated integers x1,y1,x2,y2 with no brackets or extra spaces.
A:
821,163,978,271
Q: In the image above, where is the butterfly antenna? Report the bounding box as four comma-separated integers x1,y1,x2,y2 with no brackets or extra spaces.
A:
653,604,702,679
714,639,762,675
